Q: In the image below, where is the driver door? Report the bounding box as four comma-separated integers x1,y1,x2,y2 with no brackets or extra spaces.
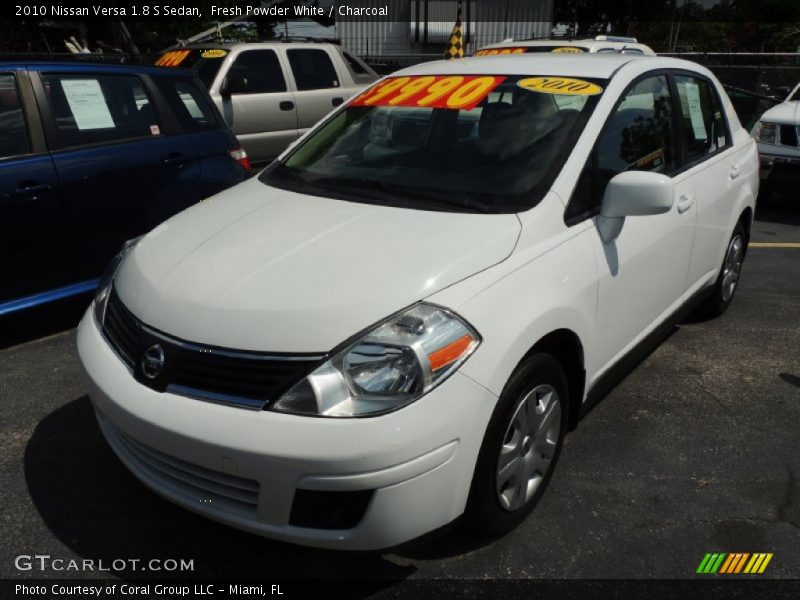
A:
570,74,697,377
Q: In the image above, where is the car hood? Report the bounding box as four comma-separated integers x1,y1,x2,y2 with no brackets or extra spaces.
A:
115,178,521,352
760,101,800,126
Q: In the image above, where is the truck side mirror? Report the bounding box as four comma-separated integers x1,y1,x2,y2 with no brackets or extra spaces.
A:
221,73,248,97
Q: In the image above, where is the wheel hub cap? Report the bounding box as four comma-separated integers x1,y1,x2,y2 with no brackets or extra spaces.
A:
495,384,562,512
721,235,744,303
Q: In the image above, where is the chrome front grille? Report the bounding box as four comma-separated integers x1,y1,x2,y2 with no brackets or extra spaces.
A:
103,290,138,369
101,288,324,409
99,413,260,517
779,124,800,148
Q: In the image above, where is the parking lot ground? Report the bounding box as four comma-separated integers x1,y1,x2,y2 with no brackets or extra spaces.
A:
1,195,798,587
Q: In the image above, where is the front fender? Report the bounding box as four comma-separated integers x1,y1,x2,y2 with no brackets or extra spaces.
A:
431,223,598,401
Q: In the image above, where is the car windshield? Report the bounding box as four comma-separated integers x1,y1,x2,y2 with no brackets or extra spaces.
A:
474,46,589,56
260,74,605,213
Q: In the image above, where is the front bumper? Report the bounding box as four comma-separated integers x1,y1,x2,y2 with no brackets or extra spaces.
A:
758,148,800,188
77,309,497,550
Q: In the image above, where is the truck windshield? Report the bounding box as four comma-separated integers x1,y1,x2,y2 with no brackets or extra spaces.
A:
155,48,228,88
260,74,605,213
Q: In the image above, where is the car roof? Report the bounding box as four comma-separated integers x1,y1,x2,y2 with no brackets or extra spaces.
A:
0,61,193,76
479,39,656,55
393,53,650,80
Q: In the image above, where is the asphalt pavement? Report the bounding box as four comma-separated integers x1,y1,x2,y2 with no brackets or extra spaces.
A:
1,194,798,587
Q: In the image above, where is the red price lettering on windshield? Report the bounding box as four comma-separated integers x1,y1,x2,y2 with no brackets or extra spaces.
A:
351,75,506,110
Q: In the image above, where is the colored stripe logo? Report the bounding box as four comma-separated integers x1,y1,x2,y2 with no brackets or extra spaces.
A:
697,552,773,574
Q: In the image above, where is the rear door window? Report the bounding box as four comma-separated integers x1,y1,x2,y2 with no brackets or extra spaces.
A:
227,50,287,94
153,76,220,130
0,73,30,158
41,74,159,148
674,75,730,164
287,49,340,91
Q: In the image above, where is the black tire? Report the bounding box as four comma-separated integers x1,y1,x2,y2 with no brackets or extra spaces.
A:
465,353,569,535
698,221,747,318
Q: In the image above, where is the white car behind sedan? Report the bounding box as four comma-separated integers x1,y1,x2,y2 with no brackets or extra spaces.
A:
78,53,759,550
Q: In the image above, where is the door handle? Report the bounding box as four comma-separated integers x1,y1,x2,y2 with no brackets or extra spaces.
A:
730,164,741,179
163,153,186,168
332,97,344,107
279,101,295,111
9,182,52,198
677,192,695,214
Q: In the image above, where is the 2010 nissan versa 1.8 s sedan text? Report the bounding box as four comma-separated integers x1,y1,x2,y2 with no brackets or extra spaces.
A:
78,54,759,550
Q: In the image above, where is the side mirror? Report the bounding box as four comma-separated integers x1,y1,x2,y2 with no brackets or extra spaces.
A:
597,171,674,243
221,73,248,97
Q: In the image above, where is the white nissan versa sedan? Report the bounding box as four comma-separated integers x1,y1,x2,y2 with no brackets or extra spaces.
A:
78,54,759,550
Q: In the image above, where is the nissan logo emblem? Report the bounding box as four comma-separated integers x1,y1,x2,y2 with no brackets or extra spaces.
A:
141,344,166,379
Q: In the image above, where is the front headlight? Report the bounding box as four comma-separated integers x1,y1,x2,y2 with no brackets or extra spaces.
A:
753,121,778,145
271,303,480,417
93,236,143,326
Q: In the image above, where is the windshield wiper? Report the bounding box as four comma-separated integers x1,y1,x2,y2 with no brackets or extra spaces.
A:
309,176,496,214
409,192,497,214
306,176,410,204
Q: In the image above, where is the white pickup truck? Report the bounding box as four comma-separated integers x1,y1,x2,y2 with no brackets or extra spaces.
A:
156,42,378,163
752,82,800,199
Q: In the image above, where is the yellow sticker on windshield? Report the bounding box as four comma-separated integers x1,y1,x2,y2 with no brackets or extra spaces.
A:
201,49,228,59
518,77,602,96
552,47,585,53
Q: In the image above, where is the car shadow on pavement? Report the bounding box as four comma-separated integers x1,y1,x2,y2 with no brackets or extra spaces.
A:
754,192,800,227
23,396,415,586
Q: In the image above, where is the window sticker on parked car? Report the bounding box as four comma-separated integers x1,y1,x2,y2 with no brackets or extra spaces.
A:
517,77,603,96
552,47,585,53
474,48,526,56
60,79,115,130
351,75,506,110
684,82,709,140
200,49,228,59
155,50,191,67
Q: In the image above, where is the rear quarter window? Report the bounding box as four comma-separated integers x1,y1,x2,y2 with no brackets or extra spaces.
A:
153,76,221,131
341,51,375,84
